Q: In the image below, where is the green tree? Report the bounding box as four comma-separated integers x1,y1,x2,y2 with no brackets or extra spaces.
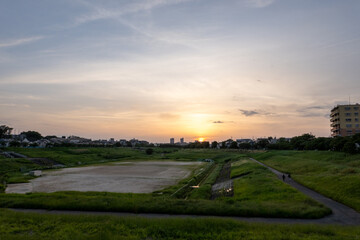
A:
291,133,315,150
211,141,218,148
21,131,43,142
0,125,13,138
343,141,357,154
229,141,238,149
239,142,251,149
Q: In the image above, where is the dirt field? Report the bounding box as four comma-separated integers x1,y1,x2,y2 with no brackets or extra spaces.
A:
6,161,203,194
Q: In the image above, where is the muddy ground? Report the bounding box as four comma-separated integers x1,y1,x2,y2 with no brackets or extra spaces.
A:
6,161,203,194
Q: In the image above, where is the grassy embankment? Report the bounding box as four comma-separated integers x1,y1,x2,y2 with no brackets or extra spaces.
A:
250,150,360,212
1,209,359,240
0,148,330,218
230,159,330,218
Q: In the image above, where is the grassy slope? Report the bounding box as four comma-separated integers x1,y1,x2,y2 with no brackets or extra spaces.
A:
0,209,359,240
250,150,360,212
230,159,330,218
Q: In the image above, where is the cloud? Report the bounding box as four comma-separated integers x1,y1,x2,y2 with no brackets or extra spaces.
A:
296,105,331,118
239,109,259,116
73,0,192,26
319,37,360,49
245,0,276,8
0,36,44,48
213,121,224,124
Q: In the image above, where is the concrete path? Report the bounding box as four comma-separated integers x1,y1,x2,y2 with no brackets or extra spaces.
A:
249,158,360,225
7,158,360,225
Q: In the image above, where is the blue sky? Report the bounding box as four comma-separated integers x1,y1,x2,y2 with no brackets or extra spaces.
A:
1,0,360,142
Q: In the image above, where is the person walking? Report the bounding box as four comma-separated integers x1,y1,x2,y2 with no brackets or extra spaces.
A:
282,174,285,181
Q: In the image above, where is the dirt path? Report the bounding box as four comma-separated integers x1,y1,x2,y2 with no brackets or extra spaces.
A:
249,158,360,225
7,158,360,225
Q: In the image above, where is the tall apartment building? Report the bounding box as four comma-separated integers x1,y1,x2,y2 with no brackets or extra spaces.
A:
170,138,175,144
330,104,360,137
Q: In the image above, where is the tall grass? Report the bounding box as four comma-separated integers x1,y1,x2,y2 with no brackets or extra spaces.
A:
250,151,360,212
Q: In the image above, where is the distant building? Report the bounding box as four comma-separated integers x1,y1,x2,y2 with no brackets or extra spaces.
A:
170,138,175,144
180,138,184,144
330,104,360,137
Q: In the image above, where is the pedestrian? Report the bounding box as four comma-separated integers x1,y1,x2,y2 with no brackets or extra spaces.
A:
282,174,285,181
288,173,291,179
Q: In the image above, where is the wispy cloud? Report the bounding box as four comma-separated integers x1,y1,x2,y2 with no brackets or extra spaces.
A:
0,36,44,48
245,0,276,8
320,37,360,49
296,105,331,118
74,0,192,26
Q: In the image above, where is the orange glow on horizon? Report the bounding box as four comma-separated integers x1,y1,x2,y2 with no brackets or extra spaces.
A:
198,137,205,142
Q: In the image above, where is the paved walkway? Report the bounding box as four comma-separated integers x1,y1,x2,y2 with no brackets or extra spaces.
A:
8,158,360,225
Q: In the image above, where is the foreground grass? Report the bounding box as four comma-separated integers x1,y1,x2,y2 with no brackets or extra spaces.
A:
230,159,330,218
0,190,329,219
0,209,359,240
250,150,360,212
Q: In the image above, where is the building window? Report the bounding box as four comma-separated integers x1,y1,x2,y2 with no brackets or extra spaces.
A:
355,112,359,116
354,107,359,110
346,118,352,122
355,118,359,122
345,107,351,111
356,124,360,128
346,113,351,116
346,124,352,128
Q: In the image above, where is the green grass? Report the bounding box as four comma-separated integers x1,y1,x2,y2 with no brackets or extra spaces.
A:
250,150,360,212
0,148,334,218
229,159,330,218
188,163,223,199
0,189,329,218
0,209,359,240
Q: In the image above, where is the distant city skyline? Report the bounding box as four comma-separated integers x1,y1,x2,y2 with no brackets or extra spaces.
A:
1,0,360,142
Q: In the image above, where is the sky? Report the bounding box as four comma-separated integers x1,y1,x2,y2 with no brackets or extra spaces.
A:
1,0,360,143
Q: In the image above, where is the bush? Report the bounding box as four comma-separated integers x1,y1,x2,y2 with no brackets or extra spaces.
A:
146,148,154,155
343,141,357,154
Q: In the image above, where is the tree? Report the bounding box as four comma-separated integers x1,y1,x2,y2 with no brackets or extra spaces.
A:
211,141,218,148
45,135,57,140
343,141,357,154
239,142,251,149
0,125,13,138
229,141,238,149
330,137,347,151
21,131,43,142
291,133,315,150
256,139,269,149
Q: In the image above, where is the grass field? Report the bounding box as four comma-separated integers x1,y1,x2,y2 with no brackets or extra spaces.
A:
0,148,332,218
0,209,359,240
250,150,360,212
230,159,330,218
